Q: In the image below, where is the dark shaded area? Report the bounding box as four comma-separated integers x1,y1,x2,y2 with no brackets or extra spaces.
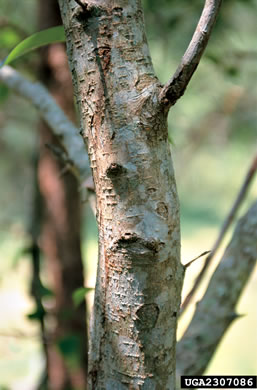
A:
36,0,88,388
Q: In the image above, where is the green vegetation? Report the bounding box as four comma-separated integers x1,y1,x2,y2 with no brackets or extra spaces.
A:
0,0,256,388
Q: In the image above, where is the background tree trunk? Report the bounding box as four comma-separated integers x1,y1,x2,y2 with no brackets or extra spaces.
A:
58,1,184,389
37,1,88,388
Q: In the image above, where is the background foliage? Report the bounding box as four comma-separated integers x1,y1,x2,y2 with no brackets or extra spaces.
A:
0,0,256,388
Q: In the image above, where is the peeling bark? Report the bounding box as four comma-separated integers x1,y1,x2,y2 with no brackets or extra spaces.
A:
58,1,184,389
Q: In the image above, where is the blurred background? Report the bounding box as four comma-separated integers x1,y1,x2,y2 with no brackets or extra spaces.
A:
0,0,256,388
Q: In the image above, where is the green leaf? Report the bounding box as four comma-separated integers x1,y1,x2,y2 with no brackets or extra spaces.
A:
72,286,94,307
225,66,239,78
57,334,85,368
168,133,175,146
1,26,65,67
27,307,45,321
40,284,54,298
57,334,80,358
0,85,9,103
11,246,32,267
0,28,20,49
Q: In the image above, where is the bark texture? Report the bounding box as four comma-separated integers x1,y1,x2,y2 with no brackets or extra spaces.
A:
38,1,88,388
58,1,184,389
177,200,257,377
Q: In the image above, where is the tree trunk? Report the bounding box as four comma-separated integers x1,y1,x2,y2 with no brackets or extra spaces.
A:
58,1,184,389
37,1,88,388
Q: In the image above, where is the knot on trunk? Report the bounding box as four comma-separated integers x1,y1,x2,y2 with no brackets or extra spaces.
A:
110,233,164,265
136,303,159,331
73,1,105,22
106,163,127,178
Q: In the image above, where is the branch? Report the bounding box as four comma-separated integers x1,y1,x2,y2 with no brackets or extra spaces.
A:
0,65,90,181
159,0,222,107
180,151,257,315
183,250,211,269
176,200,257,377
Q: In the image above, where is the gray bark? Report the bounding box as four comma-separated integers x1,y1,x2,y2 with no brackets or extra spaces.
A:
177,200,257,378
0,65,90,181
58,1,183,389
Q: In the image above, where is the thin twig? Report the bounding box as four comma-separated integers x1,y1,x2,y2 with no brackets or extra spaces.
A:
0,331,54,345
0,331,39,339
159,0,222,107
184,250,211,269
180,151,257,316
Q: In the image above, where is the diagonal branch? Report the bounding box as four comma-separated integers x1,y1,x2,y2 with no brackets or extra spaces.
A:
177,200,257,378
159,0,222,107
180,151,257,316
0,65,90,181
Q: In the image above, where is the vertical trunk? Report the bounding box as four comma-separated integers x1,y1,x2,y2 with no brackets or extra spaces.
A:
58,1,184,388
37,1,88,388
